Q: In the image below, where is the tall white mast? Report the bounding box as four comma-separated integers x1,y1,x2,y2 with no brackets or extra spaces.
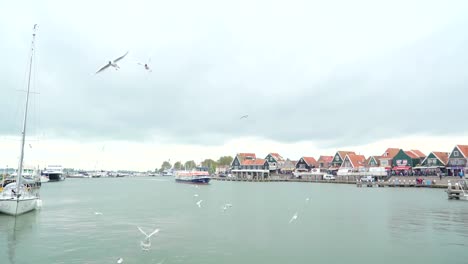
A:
16,24,38,195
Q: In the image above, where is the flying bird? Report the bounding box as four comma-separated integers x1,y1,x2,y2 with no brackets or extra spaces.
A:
95,51,129,74
196,200,203,208
137,57,152,72
94,212,103,215
117,257,124,264
194,194,199,197
289,212,298,224
240,115,248,119
305,198,310,202
137,226,160,239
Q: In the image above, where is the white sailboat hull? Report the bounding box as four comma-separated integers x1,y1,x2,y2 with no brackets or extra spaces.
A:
0,197,37,216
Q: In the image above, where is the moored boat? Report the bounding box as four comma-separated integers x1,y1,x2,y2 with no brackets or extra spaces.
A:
447,178,468,201
42,165,65,181
0,25,41,216
175,167,211,184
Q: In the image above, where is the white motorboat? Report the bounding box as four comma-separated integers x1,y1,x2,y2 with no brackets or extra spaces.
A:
40,175,50,183
447,178,468,201
0,25,40,216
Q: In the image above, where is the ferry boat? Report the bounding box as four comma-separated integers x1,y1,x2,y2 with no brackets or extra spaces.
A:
42,165,65,181
175,167,211,184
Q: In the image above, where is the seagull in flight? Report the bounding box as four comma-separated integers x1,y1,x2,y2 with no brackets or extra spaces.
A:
305,198,310,202
116,257,124,264
94,212,103,215
289,212,298,224
137,226,160,239
137,57,152,72
95,51,129,74
240,115,248,119
194,194,199,197
196,200,203,208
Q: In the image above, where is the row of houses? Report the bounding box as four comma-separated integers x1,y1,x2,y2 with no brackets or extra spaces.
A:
229,145,468,179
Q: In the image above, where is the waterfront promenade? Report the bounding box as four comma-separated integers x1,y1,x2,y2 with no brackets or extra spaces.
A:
212,175,461,189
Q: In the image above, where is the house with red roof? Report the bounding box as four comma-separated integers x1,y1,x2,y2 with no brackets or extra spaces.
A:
265,153,285,173
392,149,425,170
331,151,355,168
340,153,366,170
421,152,449,167
231,153,269,179
413,151,450,176
295,157,317,172
378,148,400,168
317,156,333,168
447,145,468,176
366,156,381,167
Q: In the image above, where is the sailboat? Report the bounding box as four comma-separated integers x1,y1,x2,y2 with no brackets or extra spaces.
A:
0,24,40,216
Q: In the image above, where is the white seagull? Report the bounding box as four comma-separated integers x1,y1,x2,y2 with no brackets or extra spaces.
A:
95,51,129,74
117,257,124,264
137,57,152,72
94,212,103,215
137,226,160,239
305,198,310,202
289,212,298,224
194,194,199,197
240,115,248,119
196,200,203,208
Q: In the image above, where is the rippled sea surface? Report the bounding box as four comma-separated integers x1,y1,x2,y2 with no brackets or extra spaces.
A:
1,177,468,264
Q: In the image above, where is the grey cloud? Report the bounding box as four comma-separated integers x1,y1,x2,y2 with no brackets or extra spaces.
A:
1,0,468,148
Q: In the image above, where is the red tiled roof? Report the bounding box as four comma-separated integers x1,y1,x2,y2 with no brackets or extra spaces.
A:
404,151,419,159
301,157,317,167
269,153,284,161
338,151,355,159
432,151,449,165
410,149,426,158
347,154,366,168
238,153,256,159
317,155,333,163
456,145,468,158
242,158,266,166
381,148,400,158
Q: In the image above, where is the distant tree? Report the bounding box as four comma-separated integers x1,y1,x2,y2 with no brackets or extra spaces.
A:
184,160,196,170
217,156,233,166
201,159,217,174
173,161,184,170
159,161,172,172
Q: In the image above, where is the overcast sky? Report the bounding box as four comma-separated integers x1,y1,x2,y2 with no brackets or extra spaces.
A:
1,0,468,170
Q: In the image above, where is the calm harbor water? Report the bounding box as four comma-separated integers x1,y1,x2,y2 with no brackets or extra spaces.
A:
1,177,468,264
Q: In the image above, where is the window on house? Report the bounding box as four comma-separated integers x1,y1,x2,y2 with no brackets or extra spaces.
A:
454,151,459,157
